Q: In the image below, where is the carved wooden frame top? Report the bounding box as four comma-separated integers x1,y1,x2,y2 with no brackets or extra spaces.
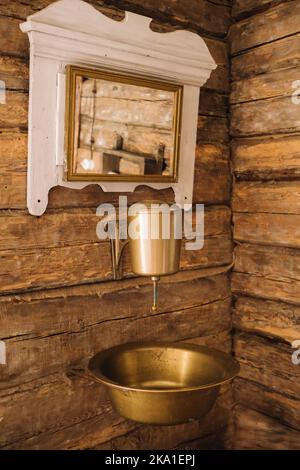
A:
21,0,216,215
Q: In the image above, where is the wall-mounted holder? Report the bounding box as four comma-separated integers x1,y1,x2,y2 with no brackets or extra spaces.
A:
20,0,216,216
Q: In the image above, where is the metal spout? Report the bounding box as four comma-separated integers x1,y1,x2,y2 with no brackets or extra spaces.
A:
151,276,160,312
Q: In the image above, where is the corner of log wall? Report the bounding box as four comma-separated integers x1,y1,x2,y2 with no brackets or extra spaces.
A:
0,0,232,450
230,0,300,450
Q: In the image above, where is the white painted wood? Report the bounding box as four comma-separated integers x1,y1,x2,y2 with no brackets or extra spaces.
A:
21,0,216,215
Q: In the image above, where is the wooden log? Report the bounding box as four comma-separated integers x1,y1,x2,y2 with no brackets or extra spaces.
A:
230,2,300,54
194,144,230,203
232,32,300,81
198,115,229,144
232,135,300,180
0,375,232,450
234,332,300,399
232,244,300,305
0,17,28,57
234,406,300,450
233,296,300,344
0,281,231,385
232,272,300,306
99,0,231,38
0,91,28,129
0,233,232,294
232,0,283,20
234,378,300,431
0,205,231,250
0,56,28,91
0,202,232,293
233,181,300,214
204,38,229,93
0,269,230,335
231,96,300,137
0,0,123,20
234,243,300,288
231,67,300,104
233,213,300,249
199,89,228,118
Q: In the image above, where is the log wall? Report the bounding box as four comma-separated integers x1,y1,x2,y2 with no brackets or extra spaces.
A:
230,0,300,449
0,0,232,449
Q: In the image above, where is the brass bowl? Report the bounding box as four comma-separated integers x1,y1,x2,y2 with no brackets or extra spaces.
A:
88,342,239,425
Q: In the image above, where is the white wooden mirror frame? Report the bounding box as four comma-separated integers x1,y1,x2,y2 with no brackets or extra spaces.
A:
21,0,216,216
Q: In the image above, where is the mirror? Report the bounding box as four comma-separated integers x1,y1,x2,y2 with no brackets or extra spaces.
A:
65,65,183,182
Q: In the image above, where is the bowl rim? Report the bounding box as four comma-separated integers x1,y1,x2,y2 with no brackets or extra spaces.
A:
88,341,240,393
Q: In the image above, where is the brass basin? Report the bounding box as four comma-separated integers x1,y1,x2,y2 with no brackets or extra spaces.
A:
88,342,239,425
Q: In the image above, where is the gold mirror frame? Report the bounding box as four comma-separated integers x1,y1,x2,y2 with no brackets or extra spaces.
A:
65,65,183,183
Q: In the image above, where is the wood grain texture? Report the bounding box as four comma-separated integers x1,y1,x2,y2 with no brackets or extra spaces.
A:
232,0,285,19
233,181,300,214
231,67,300,104
233,212,300,248
0,376,232,450
231,96,300,137
233,296,300,343
234,378,300,431
232,32,300,81
234,406,300,450
232,135,300,180
234,332,300,398
230,1,300,54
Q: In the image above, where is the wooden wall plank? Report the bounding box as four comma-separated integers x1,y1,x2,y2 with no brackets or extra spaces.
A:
234,332,300,399
233,181,300,214
234,243,300,284
230,2,300,54
234,378,300,432
232,135,300,180
1,297,231,386
232,272,300,305
231,67,299,104
232,0,284,19
0,234,232,294
0,91,28,129
198,116,229,143
233,213,300,248
232,244,300,305
0,17,28,57
0,56,28,91
99,0,231,38
234,406,300,450
232,32,300,81
231,96,300,137
233,296,300,344
0,270,230,338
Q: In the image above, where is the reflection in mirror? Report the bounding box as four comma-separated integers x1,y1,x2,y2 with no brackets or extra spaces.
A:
65,66,182,182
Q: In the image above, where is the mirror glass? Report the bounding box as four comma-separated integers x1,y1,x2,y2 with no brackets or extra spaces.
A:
65,66,182,182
